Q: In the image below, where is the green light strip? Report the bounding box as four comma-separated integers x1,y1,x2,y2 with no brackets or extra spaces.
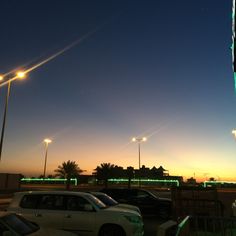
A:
108,178,179,186
233,0,235,19
203,180,236,188
21,178,77,186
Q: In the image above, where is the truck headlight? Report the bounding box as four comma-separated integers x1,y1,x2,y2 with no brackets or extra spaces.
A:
124,215,142,224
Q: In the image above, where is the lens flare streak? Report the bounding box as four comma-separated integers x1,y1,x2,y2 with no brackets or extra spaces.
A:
0,24,104,88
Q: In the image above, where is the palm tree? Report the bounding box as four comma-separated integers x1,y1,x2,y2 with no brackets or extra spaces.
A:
94,163,115,188
54,160,83,190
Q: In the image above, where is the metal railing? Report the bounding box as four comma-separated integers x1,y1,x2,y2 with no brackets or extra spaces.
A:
176,216,236,236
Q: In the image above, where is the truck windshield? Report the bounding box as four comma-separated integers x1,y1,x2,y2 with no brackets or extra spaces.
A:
86,194,107,209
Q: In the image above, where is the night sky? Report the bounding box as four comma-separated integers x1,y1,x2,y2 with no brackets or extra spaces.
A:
0,0,234,181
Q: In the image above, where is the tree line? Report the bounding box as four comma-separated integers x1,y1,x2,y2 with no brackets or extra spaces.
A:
48,160,167,190
50,161,134,190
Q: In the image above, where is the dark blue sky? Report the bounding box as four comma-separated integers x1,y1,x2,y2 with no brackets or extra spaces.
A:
0,0,234,180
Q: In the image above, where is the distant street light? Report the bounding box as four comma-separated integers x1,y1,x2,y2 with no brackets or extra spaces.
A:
132,137,147,187
232,129,236,138
43,138,52,178
0,71,26,160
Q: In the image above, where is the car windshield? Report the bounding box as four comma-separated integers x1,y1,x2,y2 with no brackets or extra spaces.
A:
86,194,107,209
93,194,118,206
144,190,159,199
1,214,39,235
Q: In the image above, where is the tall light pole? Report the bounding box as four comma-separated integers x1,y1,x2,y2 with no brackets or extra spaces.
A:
132,137,147,187
0,71,26,160
43,138,52,178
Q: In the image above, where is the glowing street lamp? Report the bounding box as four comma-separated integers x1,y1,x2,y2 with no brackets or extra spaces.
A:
0,71,27,160
132,137,147,187
43,138,52,178
232,129,236,138
16,71,26,79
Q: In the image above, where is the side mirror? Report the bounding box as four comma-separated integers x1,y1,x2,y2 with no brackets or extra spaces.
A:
84,204,94,212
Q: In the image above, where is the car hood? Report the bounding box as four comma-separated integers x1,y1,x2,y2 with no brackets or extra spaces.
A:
103,206,141,216
158,197,172,202
111,204,141,214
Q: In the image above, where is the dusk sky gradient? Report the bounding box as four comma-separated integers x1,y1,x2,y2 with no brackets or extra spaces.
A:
0,0,234,181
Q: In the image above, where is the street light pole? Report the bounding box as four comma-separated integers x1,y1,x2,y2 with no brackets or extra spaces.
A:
0,81,11,161
43,138,52,178
132,137,147,187
138,142,141,172
0,71,26,161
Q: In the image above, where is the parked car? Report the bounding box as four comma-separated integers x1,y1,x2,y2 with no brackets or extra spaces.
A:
7,191,144,236
88,191,141,214
100,188,172,219
0,212,77,236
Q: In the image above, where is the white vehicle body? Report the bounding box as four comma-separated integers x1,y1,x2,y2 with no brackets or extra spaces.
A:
7,191,144,236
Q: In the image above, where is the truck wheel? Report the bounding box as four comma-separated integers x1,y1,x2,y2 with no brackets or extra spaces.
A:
99,224,126,236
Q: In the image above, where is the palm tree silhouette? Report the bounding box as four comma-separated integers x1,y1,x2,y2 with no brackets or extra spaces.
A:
94,163,115,188
54,160,83,190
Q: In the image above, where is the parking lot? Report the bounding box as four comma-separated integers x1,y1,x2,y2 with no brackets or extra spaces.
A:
0,191,166,236
0,186,235,236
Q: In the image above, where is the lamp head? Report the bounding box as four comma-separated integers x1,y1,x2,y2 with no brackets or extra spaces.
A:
16,71,26,79
44,138,52,144
132,137,147,142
